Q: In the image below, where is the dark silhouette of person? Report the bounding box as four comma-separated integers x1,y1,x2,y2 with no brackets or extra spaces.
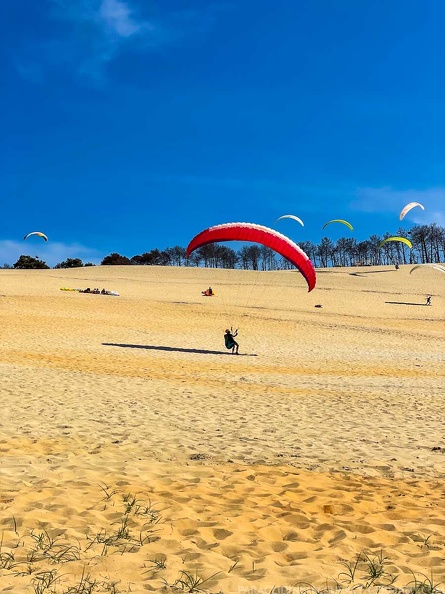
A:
224,328,239,354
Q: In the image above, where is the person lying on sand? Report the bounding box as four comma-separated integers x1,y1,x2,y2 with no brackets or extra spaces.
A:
224,328,239,354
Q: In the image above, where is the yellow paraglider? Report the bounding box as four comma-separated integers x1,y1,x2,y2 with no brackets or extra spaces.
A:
322,219,353,231
379,237,412,249
399,202,424,221
24,231,48,242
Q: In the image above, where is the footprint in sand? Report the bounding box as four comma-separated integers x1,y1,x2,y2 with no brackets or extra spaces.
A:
213,528,233,540
270,542,288,552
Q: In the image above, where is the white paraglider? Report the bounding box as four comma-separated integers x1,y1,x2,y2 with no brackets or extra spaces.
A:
275,214,304,227
399,202,424,221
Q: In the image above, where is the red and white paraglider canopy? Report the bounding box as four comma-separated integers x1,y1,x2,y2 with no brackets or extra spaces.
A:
186,222,316,292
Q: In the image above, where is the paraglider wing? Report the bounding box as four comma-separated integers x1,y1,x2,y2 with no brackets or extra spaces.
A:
410,264,445,274
24,231,48,242
322,219,353,231
186,222,316,292
275,214,304,226
399,202,425,221
379,237,413,249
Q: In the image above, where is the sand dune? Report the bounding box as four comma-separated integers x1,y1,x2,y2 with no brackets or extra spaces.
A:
0,264,444,592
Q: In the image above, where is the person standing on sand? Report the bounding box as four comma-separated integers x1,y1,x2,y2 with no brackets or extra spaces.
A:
426,294,432,306
224,328,239,354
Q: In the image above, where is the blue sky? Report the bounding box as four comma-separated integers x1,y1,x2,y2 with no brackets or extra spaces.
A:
1,0,444,266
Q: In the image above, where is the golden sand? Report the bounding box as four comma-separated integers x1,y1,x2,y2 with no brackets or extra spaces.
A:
0,264,444,592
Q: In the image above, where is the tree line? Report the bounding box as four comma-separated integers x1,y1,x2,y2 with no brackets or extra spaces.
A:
3,223,444,270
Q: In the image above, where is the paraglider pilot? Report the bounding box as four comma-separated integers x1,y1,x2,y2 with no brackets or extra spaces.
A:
225,328,239,355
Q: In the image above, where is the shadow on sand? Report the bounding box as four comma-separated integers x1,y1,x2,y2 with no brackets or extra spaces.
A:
350,270,396,277
102,343,257,356
385,301,427,306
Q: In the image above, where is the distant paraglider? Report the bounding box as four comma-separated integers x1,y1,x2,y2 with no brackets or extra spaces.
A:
322,219,353,231
399,202,425,221
186,222,316,292
275,214,304,227
410,264,445,274
24,232,48,242
379,237,413,249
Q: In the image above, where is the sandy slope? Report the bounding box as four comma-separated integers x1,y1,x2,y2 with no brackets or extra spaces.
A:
0,264,444,592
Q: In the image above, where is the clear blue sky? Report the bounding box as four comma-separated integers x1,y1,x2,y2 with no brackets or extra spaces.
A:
1,0,444,266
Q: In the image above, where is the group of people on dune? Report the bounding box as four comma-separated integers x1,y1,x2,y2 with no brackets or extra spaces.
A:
79,288,119,296
80,287,107,294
